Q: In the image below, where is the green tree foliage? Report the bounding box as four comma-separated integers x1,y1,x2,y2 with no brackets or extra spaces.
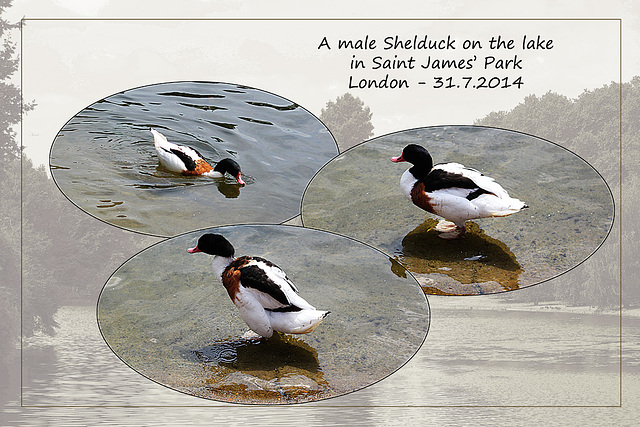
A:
320,93,374,151
477,79,639,308
0,0,22,354
0,0,18,163
0,0,33,164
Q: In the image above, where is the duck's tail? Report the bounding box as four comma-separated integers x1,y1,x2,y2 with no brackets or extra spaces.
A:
150,128,168,150
489,198,528,217
269,309,330,334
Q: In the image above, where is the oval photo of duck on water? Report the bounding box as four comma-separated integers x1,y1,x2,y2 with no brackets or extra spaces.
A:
301,126,615,296
49,81,338,237
97,225,430,404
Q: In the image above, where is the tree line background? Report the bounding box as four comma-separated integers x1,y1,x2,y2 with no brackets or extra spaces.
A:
475,82,634,308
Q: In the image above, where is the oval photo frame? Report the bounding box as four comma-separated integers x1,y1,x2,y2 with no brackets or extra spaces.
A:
50,81,338,236
97,224,430,404
302,125,615,295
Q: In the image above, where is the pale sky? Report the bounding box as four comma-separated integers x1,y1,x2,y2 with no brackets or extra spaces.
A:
9,1,635,168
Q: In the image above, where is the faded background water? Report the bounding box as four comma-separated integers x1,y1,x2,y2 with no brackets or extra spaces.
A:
50,82,338,236
302,126,614,295
97,225,429,404
14,298,635,424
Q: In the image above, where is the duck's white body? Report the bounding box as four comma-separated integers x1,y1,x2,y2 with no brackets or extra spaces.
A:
399,163,526,227
151,129,218,176
393,144,527,237
188,234,328,338
223,257,328,338
151,129,244,184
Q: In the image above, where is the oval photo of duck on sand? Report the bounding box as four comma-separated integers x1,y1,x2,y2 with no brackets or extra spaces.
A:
301,126,615,296
49,81,338,237
97,225,430,404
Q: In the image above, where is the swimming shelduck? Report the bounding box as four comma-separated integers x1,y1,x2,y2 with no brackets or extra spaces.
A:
391,144,527,239
187,233,329,338
151,129,244,185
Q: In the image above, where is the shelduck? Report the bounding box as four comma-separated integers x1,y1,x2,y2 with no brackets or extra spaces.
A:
187,233,329,338
391,144,527,239
151,129,244,185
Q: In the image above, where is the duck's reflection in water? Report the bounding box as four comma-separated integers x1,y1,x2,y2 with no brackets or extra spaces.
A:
394,219,523,295
188,332,329,403
134,169,244,198
215,181,242,198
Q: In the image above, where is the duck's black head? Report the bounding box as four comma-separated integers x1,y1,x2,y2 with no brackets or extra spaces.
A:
187,234,235,257
391,144,433,177
214,158,245,185
391,144,432,165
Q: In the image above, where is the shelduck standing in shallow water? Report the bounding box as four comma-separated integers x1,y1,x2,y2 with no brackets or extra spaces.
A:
150,129,245,185
187,234,329,338
391,144,528,239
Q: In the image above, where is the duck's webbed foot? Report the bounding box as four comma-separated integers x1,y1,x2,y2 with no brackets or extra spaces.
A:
240,330,263,340
435,220,466,239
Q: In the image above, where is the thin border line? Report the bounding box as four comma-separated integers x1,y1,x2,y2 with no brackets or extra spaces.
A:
20,17,623,409
19,17,24,409
17,405,623,409
22,17,620,21
619,18,624,407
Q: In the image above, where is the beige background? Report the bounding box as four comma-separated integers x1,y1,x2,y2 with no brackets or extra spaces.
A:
6,1,638,425
21,18,620,168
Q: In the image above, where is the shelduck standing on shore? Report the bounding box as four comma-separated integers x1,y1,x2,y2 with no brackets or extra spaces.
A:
188,233,329,338
391,144,527,239
151,129,244,185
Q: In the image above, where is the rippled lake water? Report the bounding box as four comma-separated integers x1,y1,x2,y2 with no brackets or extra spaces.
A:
302,126,614,295
50,81,337,236
96,225,430,404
